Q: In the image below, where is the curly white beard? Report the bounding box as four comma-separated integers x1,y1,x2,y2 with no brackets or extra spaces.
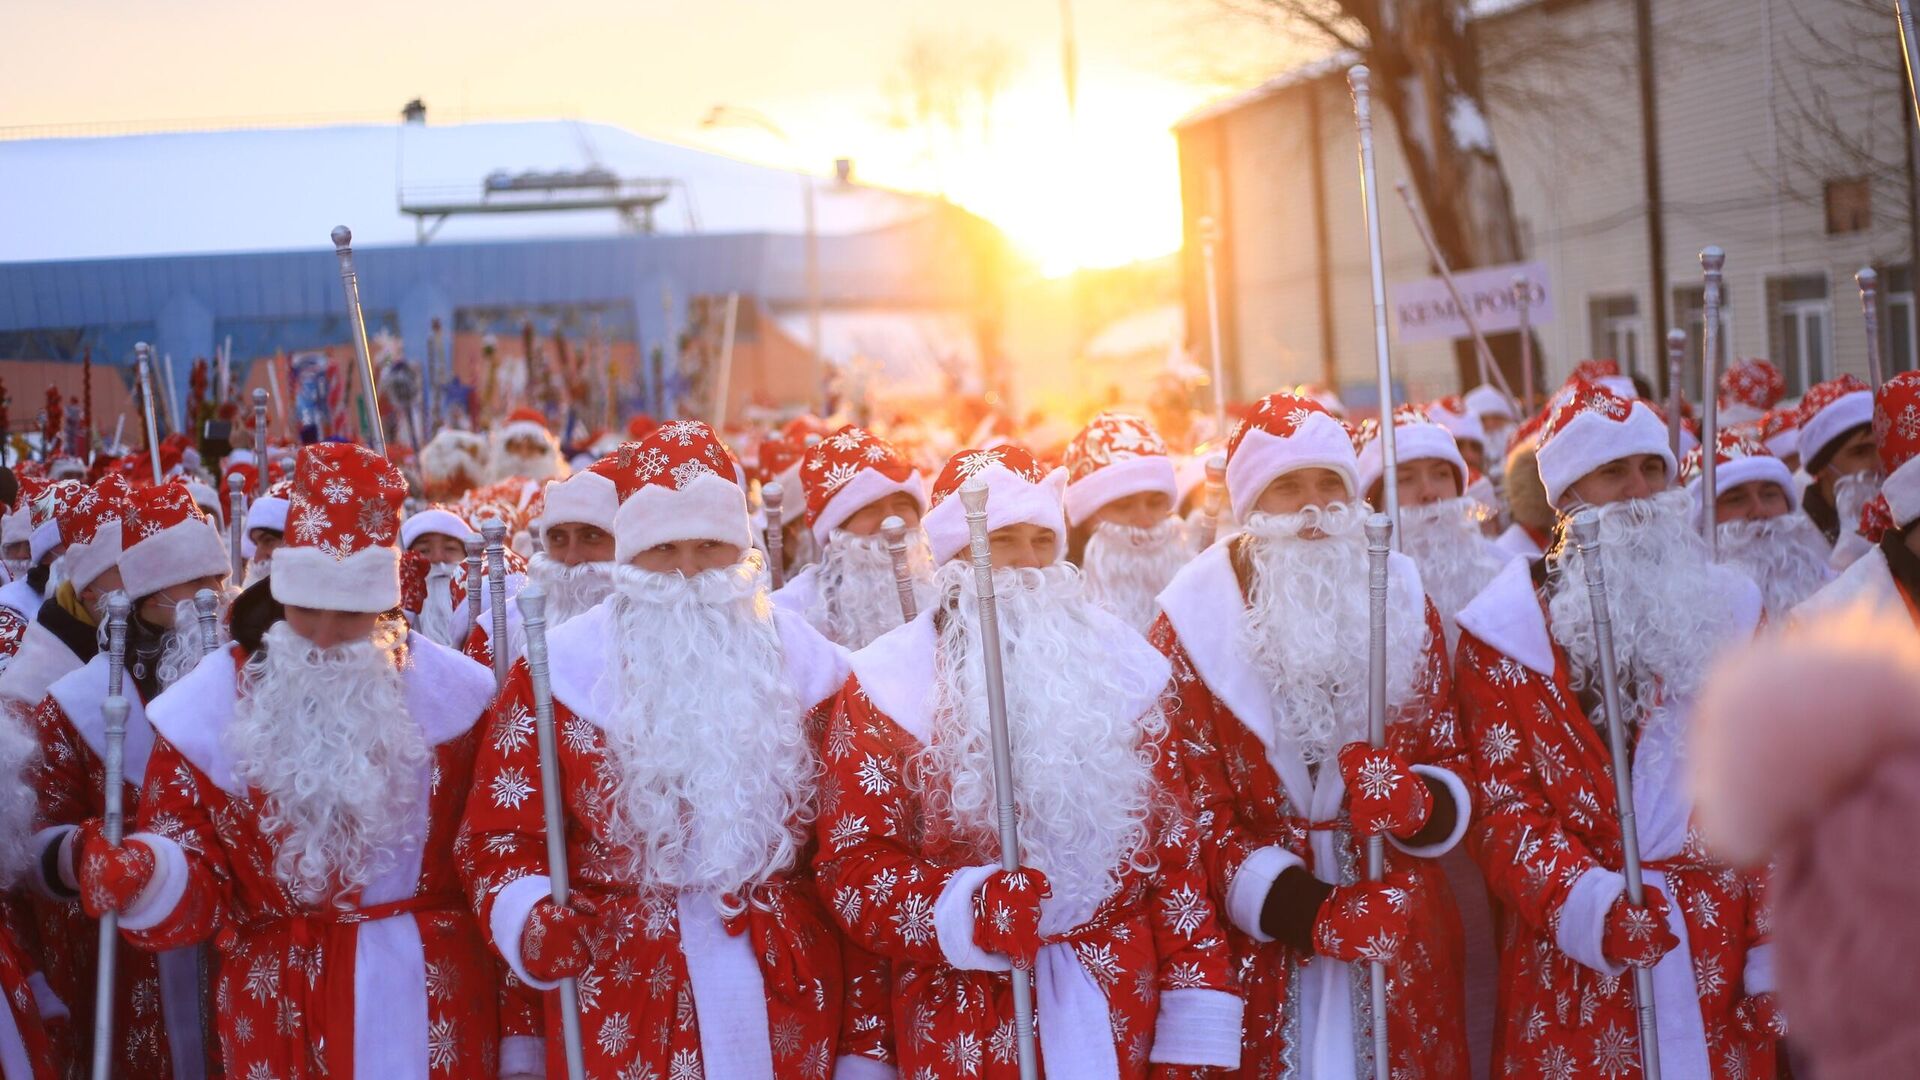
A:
1548,489,1745,722
1718,513,1835,620
1080,519,1191,634
807,531,933,650
1835,470,1883,537
410,562,460,647
920,560,1166,926
0,708,40,887
227,618,426,906
526,553,615,628
1399,496,1510,647
1240,503,1429,766
598,554,816,910
155,591,231,692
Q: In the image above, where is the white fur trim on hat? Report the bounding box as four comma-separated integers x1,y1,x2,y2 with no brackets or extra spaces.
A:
536,471,620,534
1596,375,1637,400
1886,456,1920,528
1688,455,1797,509
245,496,289,537
400,508,473,550
62,521,122,593
774,463,806,526
1358,424,1467,502
1765,427,1800,461
1536,402,1676,510
922,463,1069,565
29,518,62,566
119,518,228,600
1464,384,1515,421
1225,412,1359,524
614,473,754,564
1063,454,1177,528
1,508,29,547
270,544,401,613
1800,389,1873,472
812,469,928,546
1426,403,1487,447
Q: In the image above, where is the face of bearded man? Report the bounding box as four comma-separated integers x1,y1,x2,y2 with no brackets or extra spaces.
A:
1239,502,1430,766
807,530,934,650
918,559,1166,926
526,551,615,628
1398,496,1509,645
1080,518,1191,634
1717,512,1835,620
598,552,815,910
226,617,427,905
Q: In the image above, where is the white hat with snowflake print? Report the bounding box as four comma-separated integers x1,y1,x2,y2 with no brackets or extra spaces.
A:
270,443,409,614
1224,392,1360,524
604,419,753,564
920,444,1068,565
799,424,926,546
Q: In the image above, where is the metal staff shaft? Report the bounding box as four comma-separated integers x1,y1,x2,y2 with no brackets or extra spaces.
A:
880,515,919,623
1362,515,1392,1080
516,586,589,1080
227,474,248,581
1200,215,1229,438
1665,329,1688,462
90,593,132,1080
763,482,788,590
1700,248,1726,558
1858,267,1885,395
464,534,485,635
1899,0,1920,130
1197,454,1228,553
1569,511,1662,1080
1513,274,1535,413
194,589,221,659
957,478,1038,1080
135,345,163,483
330,226,386,456
482,521,510,689
251,388,270,499
1350,67,1404,540
1394,181,1523,415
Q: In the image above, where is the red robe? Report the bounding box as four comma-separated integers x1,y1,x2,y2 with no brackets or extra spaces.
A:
814,606,1244,1079
0,900,59,1080
1152,541,1472,1080
1452,557,1777,1079
457,601,878,1079
0,611,26,674
117,635,532,1080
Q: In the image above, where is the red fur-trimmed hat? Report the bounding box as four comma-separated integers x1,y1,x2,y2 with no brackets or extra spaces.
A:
800,425,925,545
1799,374,1874,474
1679,429,1796,508
1224,392,1358,523
1357,403,1469,499
602,420,750,563
270,444,407,614
119,479,229,600
1570,358,1637,399
1061,412,1177,528
1719,358,1785,421
58,475,134,592
920,444,1066,565
1533,380,1675,509
534,455,623,536
1424,395,1487,448
1758,407,1803,462
1873,371,1920,529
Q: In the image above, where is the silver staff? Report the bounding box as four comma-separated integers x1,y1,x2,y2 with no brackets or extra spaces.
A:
90,592,132,1080
1513,273,1535,413
1700,247,1726,557
516,586,589,1080
135,345,163,483
330,226,387,456
194,588,221,658
1393,180,1523,415
958,477,1038,1080
880,514,919,623
251,388,270,499
1858,267,1885,395
1200,215,1229,438
1900,0,1920,129
762,482,788,590
463,534,485,641
1350,67,1404,539
1665,329,1688,462
227,474,248,581
1197,453,1228,552
1361,514,1393,1080
482,520,510,689
1569,510,1662,1080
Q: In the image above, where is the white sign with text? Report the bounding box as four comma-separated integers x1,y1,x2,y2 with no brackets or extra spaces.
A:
1390,261,1554,344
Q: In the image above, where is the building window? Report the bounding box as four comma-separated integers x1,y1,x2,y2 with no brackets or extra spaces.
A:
1768,275,1831,395
1587,294,1644,384
1825,178,1872,236
1673,285,1734,401
1886,265,1916,375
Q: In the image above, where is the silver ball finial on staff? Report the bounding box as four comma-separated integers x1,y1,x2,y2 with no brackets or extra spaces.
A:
880,514,919,623
1857,267,1885,395
331,225,386,456
762,482,788,591
481,520,511,690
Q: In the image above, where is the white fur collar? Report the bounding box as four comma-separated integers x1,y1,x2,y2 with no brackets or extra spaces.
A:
145,632,495,795
48,652,155,784
0,580,40,623
1795,544,1898,621
544,602,850,729
770,565,819,620
0,620,85,708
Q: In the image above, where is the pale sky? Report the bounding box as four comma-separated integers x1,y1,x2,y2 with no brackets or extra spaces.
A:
2,0,1298,272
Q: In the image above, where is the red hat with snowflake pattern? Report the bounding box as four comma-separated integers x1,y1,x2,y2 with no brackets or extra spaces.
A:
1224,392,1359,523
1060,412,1177,528
57,475,134,592
800,425,926,545
1874,371,1920,528
920,444,1067,564
1719,358,1786,422
1679,429,1796,508
1799,374,1874,474
271,444,407,614
602,419,751,564
119,478,230,601
1533,380,1675,509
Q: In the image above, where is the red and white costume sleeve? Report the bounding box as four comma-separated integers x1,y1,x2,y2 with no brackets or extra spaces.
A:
1150,541,1473,1079
0,898,61,1080
455,602,882,1080
1453,558,1778,1079
815,606,1242,1079
115,636,527,1080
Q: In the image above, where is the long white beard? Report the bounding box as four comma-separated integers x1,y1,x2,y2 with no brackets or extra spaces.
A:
155,592,229,692
599,555,815,909
921,560,1165,924
1400,496,1509,647
807,531,933,650
226,619,426,905
526,553,615,628
1080,519,1190,634
0,708,40,887
1548,489,1744,724
1835,471,1882,536
412,563,459,647
1718,513,1836,620
1241,503,1429,766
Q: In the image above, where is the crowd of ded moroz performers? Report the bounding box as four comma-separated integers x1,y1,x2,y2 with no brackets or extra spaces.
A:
0,352,1910,1080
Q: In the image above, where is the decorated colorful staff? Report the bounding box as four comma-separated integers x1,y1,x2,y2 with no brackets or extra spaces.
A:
1699,247,1726,557
1665,328,1688,461
482,520,511,689
1350,67,1404,539
135,344,163,483
1857,267,1885,395
1361,513,1394,1080
762,482,788,590
89,592,132,1080
464,534,485,633
1393,180,1522,416
515,585,589,1080
1196,453,1228,552
1569,509,1663,1079
1199,215,1229,438
251,388,270,499
957,476,1039,1080
194,588,221,658
330,226,387,456
1512,273,1535,412
881,514,919,622
227,474,248,580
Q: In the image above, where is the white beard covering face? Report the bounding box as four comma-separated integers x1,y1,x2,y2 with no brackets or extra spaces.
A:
155,590,230,692
808,530,933,650
227,618,426,906
0,709,40,887
1080,518,1190,634
526,552,615,628
598,554,815,911
1240,502,1429,766
1717,512,1836,620
1399,496,1509,644
920,560,1166,924
1835,470,1883,536
411,562,459,647
1548,488,1744,724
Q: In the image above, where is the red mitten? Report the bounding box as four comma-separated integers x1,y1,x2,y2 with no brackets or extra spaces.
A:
1337,743,1432,839
1736,992,1787,1041
973,868,1051,969
1601,886,1680,969
1312,877,1413,964
74,819,158,919
521,897,601,983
